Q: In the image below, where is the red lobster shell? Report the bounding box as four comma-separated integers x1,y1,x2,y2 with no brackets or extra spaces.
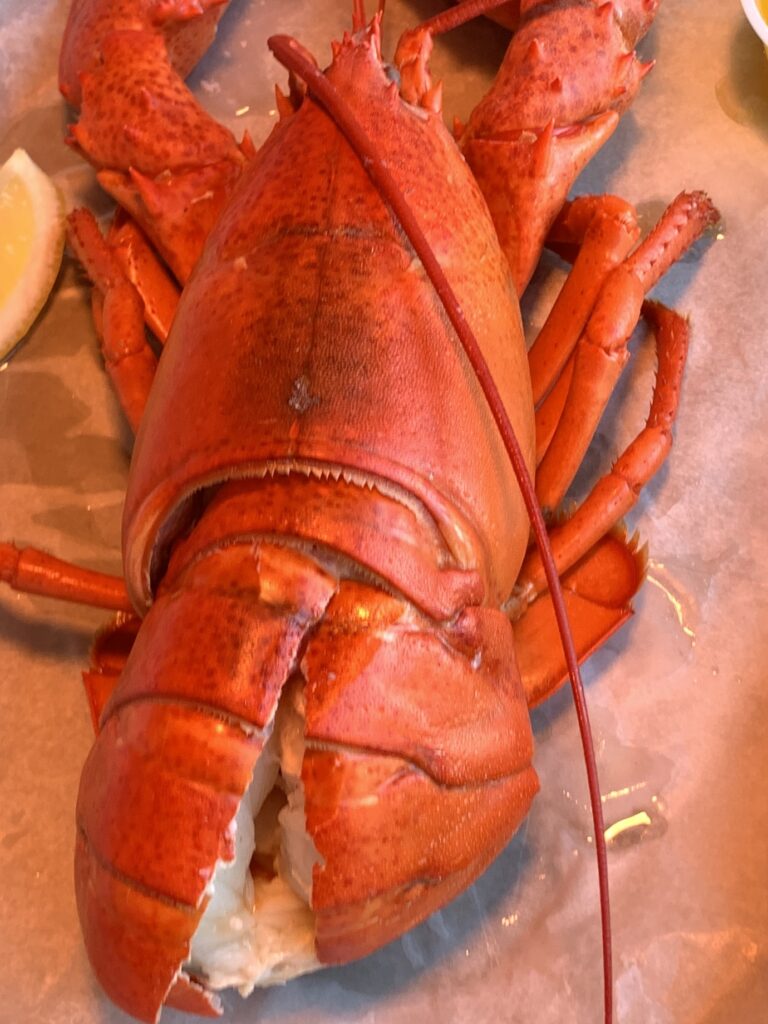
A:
74,17,543,1021
0,1,720,1022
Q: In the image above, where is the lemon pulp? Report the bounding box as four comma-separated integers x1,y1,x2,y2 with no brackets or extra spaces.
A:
0,176,35,307
0,149,66,358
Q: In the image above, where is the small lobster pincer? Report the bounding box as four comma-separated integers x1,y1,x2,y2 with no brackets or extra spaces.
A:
0,0,718,1020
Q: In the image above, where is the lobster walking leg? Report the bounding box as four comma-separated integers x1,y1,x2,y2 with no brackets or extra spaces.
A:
527,196,641,407
68,209,160,430
93,283,157,432
511,302,692,705
68,208,179,343
534,356,574,464
105,215,180,343
520,301,691,602
535,191,719,511
530,196,641,463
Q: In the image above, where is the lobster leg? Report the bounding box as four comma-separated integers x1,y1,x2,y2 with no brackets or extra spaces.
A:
105,214,180,344
68,208,179,344
532,197,640,462
527,195,640,406
0,541,135,731
0,537,139,732
68,209,161,431
535,191,719,512
0,538,137,732
92,283,157,432
522,300,689,597
534,354,573,464
512,302,689,705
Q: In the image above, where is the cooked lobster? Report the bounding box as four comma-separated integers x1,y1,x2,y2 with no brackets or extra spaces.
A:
0,1,718,1021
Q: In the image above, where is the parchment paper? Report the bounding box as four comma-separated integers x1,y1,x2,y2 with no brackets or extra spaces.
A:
1,2,766,1022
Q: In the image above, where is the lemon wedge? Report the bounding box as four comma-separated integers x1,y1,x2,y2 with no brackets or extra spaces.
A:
0,149,66,360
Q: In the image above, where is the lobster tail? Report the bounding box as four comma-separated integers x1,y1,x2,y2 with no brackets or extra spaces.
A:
77,473,539,1017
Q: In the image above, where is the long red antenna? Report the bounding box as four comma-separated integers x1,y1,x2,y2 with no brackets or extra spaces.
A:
268,31,613,1024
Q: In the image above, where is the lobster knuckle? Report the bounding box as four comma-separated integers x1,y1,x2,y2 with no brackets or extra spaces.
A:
74,31,237,175
60,0,231,109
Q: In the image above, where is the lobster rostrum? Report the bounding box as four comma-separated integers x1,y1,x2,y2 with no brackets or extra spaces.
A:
0,0,720,1021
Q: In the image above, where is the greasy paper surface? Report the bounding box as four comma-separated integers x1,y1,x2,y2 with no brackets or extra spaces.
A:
1,1,766,1022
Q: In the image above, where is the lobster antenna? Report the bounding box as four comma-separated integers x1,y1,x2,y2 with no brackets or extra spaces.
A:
268,34,613,1024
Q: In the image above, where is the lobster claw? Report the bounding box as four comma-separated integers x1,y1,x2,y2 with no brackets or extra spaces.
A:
59,0,231,108
462,112,619,295
65,25,246,284
457,0,654,292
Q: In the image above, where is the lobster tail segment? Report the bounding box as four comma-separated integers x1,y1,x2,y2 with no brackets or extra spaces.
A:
75,542,337,1022
302,581,539,961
